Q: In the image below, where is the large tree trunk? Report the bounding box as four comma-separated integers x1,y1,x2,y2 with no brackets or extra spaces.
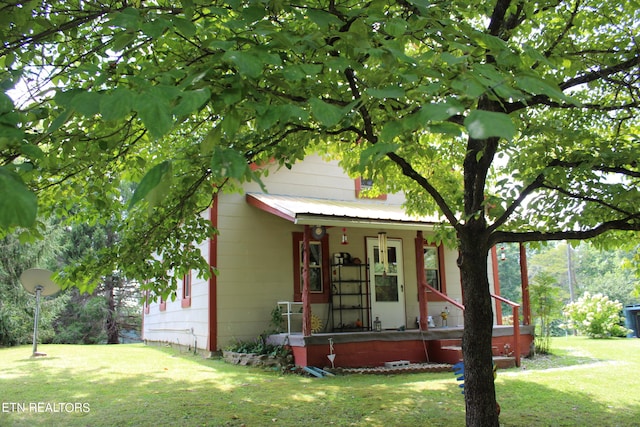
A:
459,227,499,427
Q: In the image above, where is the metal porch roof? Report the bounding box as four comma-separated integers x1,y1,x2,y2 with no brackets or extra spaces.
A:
246,193,442,230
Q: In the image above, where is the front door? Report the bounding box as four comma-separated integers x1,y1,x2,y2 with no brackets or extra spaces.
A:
367,237,405,330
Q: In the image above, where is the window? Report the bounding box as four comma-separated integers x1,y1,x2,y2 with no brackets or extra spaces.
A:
302,242,323,293
181,271,192,308
292,232,330,303
424,244,446,296
355,177,387,200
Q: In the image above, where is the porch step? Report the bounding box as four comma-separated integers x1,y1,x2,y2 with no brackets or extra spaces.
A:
492,356,516,369
440,346,515,369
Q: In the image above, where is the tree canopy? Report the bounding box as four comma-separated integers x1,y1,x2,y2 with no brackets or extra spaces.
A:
2,1,639,425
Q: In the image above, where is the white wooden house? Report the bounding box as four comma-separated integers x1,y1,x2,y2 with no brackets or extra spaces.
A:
142,154,533,367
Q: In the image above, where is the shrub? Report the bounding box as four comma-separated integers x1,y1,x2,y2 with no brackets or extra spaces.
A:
225,335,289,358
563,292,631,338
530,272,563,354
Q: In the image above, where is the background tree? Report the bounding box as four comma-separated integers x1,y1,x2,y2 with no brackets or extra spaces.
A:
574,243,639,307
1,2,639,425
54,221,141,344
0,222,67,346
529,271,563,354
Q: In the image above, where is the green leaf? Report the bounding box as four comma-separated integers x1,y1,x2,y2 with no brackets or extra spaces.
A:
0,92,14,113
417,101,463,122
171,17,196,37
380,120,404,143
135,92,174,139
141,18,170,39
365,86,405,99
69,91,102,117
0,167,37,228
515,74,578,105
128,161,172,209
100,88,133,121
210,146,248,180
358,142,399,170
307,9,342,28
464,110,515,141
222,50,263,78
172,88,211,118
46,109,73,133
111,32,137,52
20,143,44,160
309,98,345,128
108,8,141,30
384,18,408,38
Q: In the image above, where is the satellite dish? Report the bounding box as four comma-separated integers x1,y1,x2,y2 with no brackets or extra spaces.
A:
20,268,60,297
19,268,60,357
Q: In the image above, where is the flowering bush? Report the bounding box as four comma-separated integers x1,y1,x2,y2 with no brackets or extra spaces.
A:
563,292,631,338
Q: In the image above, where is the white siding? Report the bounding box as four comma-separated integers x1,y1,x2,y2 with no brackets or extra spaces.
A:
144,154,471,350
143,210,211,350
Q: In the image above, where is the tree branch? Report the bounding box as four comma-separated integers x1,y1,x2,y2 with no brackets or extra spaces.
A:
548,159,640,178
559,54,640,91
489,155,638,233
490,215,640,246
506,54,640,113
487,0,512,37
541,182,636,216
487,174,545,233
385,151,461,230
541,0,581,60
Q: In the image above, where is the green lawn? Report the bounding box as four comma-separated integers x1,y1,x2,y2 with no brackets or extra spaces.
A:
1,337,639,426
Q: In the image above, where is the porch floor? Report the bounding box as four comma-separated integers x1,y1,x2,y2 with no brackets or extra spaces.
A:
267,325,534,368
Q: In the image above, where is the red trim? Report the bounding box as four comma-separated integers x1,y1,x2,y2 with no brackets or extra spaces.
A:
355,178,387,200
181,271,192,308
438,245,446,293
491,246,503,324
249,157,276,171
246,193,295,222
424,243,448,301
292,232,331,304
415,231,429,330
519,243,531,325
208,195,219,351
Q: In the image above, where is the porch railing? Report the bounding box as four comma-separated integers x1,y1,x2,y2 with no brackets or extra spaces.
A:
425,284,465,310
491,294,521,367
426,284,521,367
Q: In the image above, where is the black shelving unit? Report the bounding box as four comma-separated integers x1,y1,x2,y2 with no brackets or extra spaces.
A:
331,263,370,332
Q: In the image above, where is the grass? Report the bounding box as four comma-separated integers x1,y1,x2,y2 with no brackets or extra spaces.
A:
0,337,639,426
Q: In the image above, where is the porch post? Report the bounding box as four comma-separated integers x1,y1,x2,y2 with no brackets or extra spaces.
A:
302,225,312,336
490,246,503,325
415,231,429,330
519,243,531,325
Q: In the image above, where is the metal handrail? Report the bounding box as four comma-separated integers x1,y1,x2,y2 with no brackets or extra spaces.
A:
425,284,465,310
426,284,521,367
491,294,521,367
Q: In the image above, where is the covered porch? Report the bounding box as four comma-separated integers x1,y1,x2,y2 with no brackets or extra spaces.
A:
247,192,533,369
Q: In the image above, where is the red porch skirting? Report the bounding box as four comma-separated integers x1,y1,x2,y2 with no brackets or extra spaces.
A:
268,326,534,368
